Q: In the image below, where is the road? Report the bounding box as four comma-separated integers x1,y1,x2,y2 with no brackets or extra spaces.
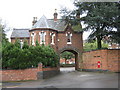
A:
2,67,119,88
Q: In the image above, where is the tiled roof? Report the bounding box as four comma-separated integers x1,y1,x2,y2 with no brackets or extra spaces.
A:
11,29,30,38
32,15,66,31
11,15,82,38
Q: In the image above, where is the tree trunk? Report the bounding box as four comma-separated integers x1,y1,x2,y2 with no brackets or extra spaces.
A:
97,35,102,49
65,58,67,64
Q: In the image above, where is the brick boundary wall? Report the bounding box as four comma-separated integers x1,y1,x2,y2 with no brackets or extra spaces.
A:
1,63,60,82
81,49,120,72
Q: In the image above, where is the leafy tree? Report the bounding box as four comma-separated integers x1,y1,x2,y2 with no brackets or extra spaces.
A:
108,2,120,44
2,43,59,69
35,40,39,46
61,2,119,49
74,2,119,49
84,40,108,51
22,40,29,49
0,19,9,69
60,51,74,64
60,7,82,32
14,39,20,48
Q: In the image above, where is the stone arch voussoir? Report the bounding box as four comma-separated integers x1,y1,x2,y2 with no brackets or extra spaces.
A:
57,46,81,55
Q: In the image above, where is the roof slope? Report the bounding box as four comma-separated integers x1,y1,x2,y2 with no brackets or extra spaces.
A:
11,15,82,38
11,29,30,38
32,15,66,31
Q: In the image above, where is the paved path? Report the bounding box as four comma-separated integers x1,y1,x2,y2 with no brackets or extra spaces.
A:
60,67,75,72
2,67,119,88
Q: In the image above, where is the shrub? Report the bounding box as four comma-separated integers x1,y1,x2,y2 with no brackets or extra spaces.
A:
2,42,59,69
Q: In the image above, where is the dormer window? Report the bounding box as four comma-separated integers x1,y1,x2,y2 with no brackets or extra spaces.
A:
66,32,72,44
39,31,46,44
67,33,71,42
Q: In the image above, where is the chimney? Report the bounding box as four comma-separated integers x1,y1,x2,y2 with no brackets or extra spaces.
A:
32,17,37,26
53,9,58,21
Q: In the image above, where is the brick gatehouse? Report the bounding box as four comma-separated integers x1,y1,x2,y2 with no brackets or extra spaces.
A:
11,11,83,70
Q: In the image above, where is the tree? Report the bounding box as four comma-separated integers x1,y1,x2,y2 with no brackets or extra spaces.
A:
108,2,120,44
0,19,9,47
0,19,9,68
84,40,108,51
75,2,119,49
35,40,39,46
60,51,74,64
22,40,29,49
61,2,119,49
2,43,59,69
60,7,82,32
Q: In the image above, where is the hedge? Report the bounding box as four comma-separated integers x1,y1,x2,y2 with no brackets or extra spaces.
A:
1,41,59,70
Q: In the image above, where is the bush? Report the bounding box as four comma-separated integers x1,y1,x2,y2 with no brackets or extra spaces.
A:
2,42,59,69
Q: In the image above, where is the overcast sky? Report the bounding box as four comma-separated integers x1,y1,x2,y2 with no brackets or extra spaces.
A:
0,0,90,41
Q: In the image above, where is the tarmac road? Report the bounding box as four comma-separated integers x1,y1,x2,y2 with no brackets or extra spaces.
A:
2,67,119,88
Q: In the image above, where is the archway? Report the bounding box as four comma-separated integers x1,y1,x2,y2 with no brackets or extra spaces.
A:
58,46,81,70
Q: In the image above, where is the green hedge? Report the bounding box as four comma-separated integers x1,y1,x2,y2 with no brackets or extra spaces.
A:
2,41,59,70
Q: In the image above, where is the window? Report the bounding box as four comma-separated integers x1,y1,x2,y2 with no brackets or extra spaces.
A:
50,32,55,45
31,32,35,45
20,40,23,49
41,32,45,43
39,31,46,44
66,32,72,44
67,33,71,42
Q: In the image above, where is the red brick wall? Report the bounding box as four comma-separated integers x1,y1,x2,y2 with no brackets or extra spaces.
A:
29,29,58,51
1,68,39,81
1,65,59,81
11,38,29,44
107,49,119,72
57,31,83,52
42,67,59,71
82,49,120,72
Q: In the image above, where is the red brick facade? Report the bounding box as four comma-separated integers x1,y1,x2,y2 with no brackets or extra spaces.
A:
10,12,83,70
82,49,120,72
11,37,30,44
1,63,59,81
29,25,83,53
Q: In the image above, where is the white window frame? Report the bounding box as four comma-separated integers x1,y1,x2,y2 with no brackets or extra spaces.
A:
50,32,55,45
31,32,35,45
66,32,72,44
39,31,46,44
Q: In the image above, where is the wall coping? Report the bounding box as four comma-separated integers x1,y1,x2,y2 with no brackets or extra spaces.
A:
83,48,120,53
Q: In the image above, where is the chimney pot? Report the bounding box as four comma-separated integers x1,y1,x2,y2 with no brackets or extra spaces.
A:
32,17,37,26
53,9,58,21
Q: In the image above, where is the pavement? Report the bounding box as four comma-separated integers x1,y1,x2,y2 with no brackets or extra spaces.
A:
2,67,119,88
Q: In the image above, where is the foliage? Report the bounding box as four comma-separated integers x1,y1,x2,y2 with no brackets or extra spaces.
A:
60,7,82,32
74,2,119,49
0,19,9,45
2,40,59,69
84,40,108,51
60,51,74,64
22,40,29,49
60,2,119,49
0,19,9,68
35,40,39,46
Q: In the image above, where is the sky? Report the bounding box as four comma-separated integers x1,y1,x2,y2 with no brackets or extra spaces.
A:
0,0,90,41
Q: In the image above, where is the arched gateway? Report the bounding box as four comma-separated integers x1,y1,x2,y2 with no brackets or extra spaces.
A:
58,46,82,70
11,11,83,70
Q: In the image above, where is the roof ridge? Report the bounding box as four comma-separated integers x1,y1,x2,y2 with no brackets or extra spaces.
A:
13,28,29,30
